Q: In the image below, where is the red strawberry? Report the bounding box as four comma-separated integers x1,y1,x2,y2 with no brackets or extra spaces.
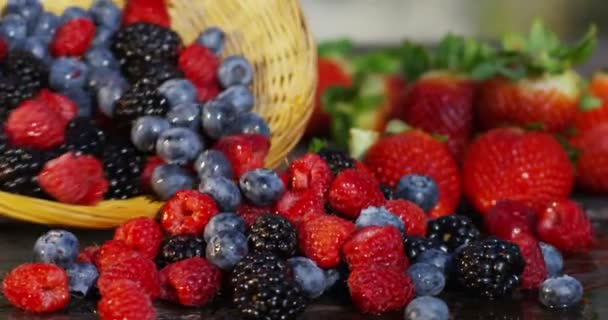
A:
2,263,70,313
6,99,66,149
384,199,427,236
114,217,164,260
328,169,384,219
575,72,608,135
463,128,574,214
274,190,324,227
122,0,170,28
536,199,593,253
289,153,332,200
297,214,356,269
364,130,461,218
160,190,219,236
97,256,160,299
159,257,222,307
36,89,78,124
50,18,96,57
484,200,537,239
236,202,273,227
213,134,270,178
509,233,547,290
179,44,219,87
342,226,407,270
95,240,142,271
38,153,108,205
347,265,414,314
575,125,608,193
98,279,156,320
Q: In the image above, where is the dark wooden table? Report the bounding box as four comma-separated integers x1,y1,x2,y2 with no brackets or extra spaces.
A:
0,195,606,320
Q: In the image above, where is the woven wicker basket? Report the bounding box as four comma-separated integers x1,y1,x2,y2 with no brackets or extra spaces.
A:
0,0,316,228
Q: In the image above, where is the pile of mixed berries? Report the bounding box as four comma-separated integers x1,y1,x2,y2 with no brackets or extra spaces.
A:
0,0,266,204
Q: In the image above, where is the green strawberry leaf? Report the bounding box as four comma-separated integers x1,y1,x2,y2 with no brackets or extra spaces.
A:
308,138,328,153
384,120,412,134
318,39,354,58
553,25,597,66
554,134,580,163
579,93,603,111
433,34,496,76
398,41,431,81
431,134,449,143
470,61,500,81
502,32,527,51
352,49,402,75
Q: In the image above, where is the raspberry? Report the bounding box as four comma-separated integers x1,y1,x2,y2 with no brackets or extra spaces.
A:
97,256,160,299
98,279,156,320
36,89,78,124
159,257,222,307
114,217,164,260
236,202,273,227
38,152,108,205
95,240,142,270
278,171,290,187
213,134,270,178
289,153,333,200
196,82,221,102
161,190,219,236
536,199,594,253
2,263,70,313
274,190,325,226
328,169,384,219
6,99,66,149
343,226,407,270
178,44,219,86
77,245,100,264
347,265,415,314
123,0,170,28
510,233,548,290
384,199,427,236
297,214,356,268
141,156,165,192
51,18,96,57
485,200,537,240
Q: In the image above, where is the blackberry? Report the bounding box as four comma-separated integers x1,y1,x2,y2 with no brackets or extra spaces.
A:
0,147,46,198
112,22,182,67
317,148,354,175
63,118,106,157
426,215,481,253
123,60,184,84
113,79,170,126
454,238,525,299
5,50,49,93
102,140,145,200
380,184,396,200
0,79,35,120
403,236,445,261
249,214,297,258
155,235,206,268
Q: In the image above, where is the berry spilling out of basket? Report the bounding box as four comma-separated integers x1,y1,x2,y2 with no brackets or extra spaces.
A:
0,0,267,205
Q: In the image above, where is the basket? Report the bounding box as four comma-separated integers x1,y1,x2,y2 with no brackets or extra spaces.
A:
0,0,317,228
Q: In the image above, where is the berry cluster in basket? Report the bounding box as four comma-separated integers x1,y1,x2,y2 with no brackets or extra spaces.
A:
1,146,591,319
0,0,267,205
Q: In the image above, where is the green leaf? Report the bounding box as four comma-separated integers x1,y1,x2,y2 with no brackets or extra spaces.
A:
502,32,527,51
352,50,401,75
431,134,449,143
554,134,579,163
318,39,354,58
321,85,355,114
528,19,559,53
308,138,328,153
580,94,602,111
398,41,431,81
470,61,499,81
555,25,597,66
384,120,412,134
349,128,380,159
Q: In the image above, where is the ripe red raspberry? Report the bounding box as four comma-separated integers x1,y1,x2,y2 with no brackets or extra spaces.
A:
36,89,78,124
6,99,66,149
536,199,594,252
510,233,547,290
236,202,273,227
77,245,100,264
114,217,164,260
51,18,96,57
328,169,384,219
289,153,333,200
161,190,219,236
95,240,142,271
485,200,537,239
179,44,219,86
2,263,69,313
298,214,355,268
98,256,160,299
384,199,427,236
348,265,415,314
213,134,270,178
123,0,170,28
343,226,407,270
277,171,290,188
159,257,222,307
274,190,325,226
141,156,166,192
98,279,156,320
196,82,221,102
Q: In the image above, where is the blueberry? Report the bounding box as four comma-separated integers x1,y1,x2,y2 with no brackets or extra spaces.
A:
131,116,171,153
194,150,233,179
60,88,94,117
0,14,28,48
85,46,119,69
288,257,329,299
202,99,238,139
65,262,99,297
540,242,564,278
217,55,254,88
415,249,452,274
18,37,50,63
196,26,225,56
206,230,248,270
199,176,241,212
356,206,405,233
97,76,128,117
87,67,122,91
404,296,449,320
91,27,114,48
408,263,446,297
239,169,284,206
539,275,583,308
203,212,247,242
5,0,41,31
156,127,203,165
151,164,195,200
60,6,91,24
33,229,79,268
396,174,439,212
166,102,202,132
158,79,197,108
31,12,59,41
89,0,121,31
217,85,254,113
50,58,90,91
237,112,270,137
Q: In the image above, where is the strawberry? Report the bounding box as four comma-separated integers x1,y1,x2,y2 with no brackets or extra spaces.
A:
347,265,414,314
274,190,324,227
297,214,356,269
509,233,547,290
463,128,574,214
123,0,170,28
328,169,384,219
288,153,332,200
384,199,427,236
363,130,461,218
342,226,407,270
213,134,270,178
536,199,593,253
575,72,608,135
484,200,537,239
575,125,608,193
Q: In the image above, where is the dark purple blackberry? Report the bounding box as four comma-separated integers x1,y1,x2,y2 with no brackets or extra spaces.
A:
102,140,145,200
123,60,184,84
249,214,297,258
0,147,46,198
317,148,354,175
403,236,445,261
426,215,481,253
111,22,182,68
0,50,48,120
380,184,396,200
113,79,170,126
454,237,525,299
155,235,206,268
0,79,34,120
63,118,106,157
